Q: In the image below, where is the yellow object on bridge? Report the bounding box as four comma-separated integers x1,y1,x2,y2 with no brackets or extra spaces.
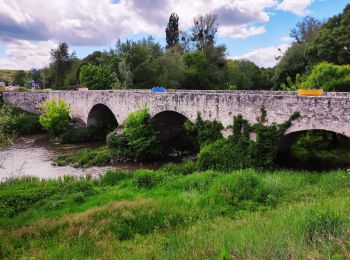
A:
297,89,324,96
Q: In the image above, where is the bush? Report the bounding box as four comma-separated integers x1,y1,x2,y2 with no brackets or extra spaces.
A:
0,103,41,142
6,114,41,135
59,126,104,143
197,139,250,171
301,62,350,91
134,169,164,189
39,98,70,136
0,177,96,217
101,169,131,186
106,109,159,161
210,172,275,209
160,161,197,176
55,147,112,167
197,109,300,171
184,113,223,147
304,209,346,243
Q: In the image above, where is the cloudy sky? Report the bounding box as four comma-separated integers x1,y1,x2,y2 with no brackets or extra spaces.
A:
0,0,348,70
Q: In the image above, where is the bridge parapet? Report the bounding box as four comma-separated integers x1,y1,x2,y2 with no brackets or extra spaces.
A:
2,90,350,138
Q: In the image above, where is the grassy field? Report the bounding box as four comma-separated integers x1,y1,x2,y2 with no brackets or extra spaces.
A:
1,164,350,259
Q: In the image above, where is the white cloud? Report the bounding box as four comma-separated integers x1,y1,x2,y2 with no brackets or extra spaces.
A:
277,0,314,15
0,40,57,70
0,0,280,44
220,25,266,39
231,43,290,68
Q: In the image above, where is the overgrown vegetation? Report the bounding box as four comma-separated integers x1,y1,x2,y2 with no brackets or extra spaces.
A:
39,98,70,137
107,108,159,161
1,168,350,258
196,108,300,171
289,130,350,170
0,97,41,147
300,62,350,91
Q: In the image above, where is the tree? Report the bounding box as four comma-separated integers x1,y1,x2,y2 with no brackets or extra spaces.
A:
290,16,322,44
50,42,76,88
272,43,308,89
225,60,273,90
115,37,162,88
156,45,184,88
306,4,350,65
117,58,133,89
300,62,350,91
182,51,208,89
180,31,193,52
79,64,112,90
39,98,70,136
165,13,180,48
13,70,27,87
191,14,218,51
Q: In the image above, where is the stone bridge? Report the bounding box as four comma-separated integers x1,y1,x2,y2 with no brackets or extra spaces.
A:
2,90,350,145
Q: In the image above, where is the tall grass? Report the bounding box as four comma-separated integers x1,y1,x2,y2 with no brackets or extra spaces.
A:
0,168,349,258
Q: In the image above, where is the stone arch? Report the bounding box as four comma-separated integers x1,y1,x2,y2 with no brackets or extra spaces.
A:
151,110,189,143
87,104,118,130
277,128,348,159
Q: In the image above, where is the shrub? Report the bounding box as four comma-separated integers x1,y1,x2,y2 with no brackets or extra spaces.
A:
5,114,41,135
59,126,104,143
304,209,346,243
301,62,350,91
160,161,197,175
197,139,250,171
39,98,70,136
134,169,164,189
184,113,223,146
106,109,159,161
197,109,300,171
124,108,159,159
210,172,275,209
101,169,131,186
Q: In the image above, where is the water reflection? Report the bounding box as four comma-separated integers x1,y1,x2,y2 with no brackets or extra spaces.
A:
0,135,109,181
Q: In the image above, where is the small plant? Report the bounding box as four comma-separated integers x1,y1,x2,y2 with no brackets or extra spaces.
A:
101,169,130,186
134,169,164,189
160,161,197,175
39,98,70,136
304,209,346,243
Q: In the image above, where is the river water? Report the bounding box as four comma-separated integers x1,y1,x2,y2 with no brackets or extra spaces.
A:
0,135,164,182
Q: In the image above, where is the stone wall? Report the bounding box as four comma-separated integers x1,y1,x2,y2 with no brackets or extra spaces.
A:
2,90,350,137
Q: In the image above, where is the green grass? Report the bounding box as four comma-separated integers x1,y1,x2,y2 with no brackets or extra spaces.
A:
1,168,350,259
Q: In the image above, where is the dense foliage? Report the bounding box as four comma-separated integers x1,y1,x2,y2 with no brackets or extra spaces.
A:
39,98,70,136
184,113,223,147
0,101,41,146
300,62,350,91
306,4,350,65
197,108,300,171
79,64,112,90
107,109,159,160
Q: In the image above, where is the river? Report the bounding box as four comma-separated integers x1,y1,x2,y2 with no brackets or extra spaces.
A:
0,135,164,182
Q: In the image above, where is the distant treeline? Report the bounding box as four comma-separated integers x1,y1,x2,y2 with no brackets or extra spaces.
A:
4,4,350,91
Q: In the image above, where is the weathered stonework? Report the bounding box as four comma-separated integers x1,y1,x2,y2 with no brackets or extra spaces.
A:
2,90,350,137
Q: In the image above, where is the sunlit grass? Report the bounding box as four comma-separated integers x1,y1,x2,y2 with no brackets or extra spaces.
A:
1,168,350,258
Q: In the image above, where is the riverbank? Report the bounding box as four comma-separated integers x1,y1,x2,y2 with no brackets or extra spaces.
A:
1,167,350,259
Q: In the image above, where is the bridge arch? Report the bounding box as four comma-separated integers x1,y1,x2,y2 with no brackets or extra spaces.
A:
277,128,349,162
151,110,189,143
87,104,118,131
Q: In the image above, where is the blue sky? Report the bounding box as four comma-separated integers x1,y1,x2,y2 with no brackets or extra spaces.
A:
0,0,348,69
